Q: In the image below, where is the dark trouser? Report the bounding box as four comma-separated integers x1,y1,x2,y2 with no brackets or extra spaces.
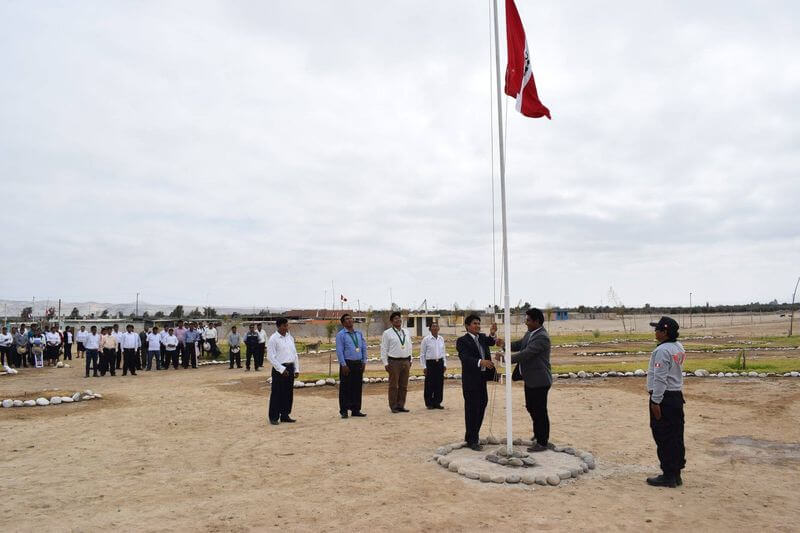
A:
146,350,161,370
339,360,364,414
0,346,9,366
46,345,60,362
246,345,256,369
10,347,23,367
100,348,116,375
63,343,72,360
116,346,122,369
207,339,220,358
423,359,445,407
387,357,411,409
269,363,295,421
166,350,178,369
176,343,184,365
139,346,147,369
463,384,488,445
183,343,197,368
650,391,686,477
229,348,241,368
77,342,85,357
122,348,138,375
525,385,551,446
86,349,100,376
159,345,166,367
255,343,265,369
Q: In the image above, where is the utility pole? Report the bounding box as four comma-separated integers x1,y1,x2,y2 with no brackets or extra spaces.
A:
689,292,692,328
136,292,139,317
790,276,800,337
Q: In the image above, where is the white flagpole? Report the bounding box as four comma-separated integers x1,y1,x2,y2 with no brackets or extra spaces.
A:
491,0,514,455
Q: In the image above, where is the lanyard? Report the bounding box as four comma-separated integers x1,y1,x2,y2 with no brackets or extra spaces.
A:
347,331,359,349
393,328,406,346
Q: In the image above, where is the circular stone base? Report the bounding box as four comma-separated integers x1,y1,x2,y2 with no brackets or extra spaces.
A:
433,442,595,486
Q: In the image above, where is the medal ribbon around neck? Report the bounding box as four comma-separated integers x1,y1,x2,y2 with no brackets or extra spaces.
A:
393,327,406,346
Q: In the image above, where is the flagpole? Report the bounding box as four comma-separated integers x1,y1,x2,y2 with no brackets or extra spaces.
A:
491,0,514,455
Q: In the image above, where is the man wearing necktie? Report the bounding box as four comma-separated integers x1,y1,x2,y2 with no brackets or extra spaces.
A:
380,311,413,413
456,314,498,451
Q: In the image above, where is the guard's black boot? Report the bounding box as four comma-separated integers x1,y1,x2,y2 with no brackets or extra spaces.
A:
646,474,677,488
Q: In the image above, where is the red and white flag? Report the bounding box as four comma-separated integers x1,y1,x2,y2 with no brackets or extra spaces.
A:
504,0,551,119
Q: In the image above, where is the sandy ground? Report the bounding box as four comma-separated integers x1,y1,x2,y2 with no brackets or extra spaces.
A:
2,361,800,532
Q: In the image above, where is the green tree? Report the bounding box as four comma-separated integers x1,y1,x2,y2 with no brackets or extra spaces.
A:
204,307,218,318
20,306,32,319
188,307,203,319
142,311,150,319
100,309,109,319
154,311,165,318
325,321,338,343
69,307,81,319
169,305,184,318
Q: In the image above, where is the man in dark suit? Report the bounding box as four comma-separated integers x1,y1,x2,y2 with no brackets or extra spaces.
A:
497,307,552,452
456,314,497,451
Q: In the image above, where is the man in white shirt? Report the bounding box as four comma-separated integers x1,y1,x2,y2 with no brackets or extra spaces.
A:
204,322,220,359
255,323,267,371
84,325,102,377
0,327,12,367
380,312,413,413
420,322,447,409
267,318,300,425
120,324,141,376
159,326,169,369
164,328,180,369
112,324,123,370
76,325,88,359
146,326,163,370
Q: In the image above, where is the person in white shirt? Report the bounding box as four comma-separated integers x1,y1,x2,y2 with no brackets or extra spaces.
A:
84,325,102,377
159,326,169,369
146,326,163,370
380,312,413,413
164,328,180,369
120,324,141,376
204,323,220,359
420,322,447,409
76,326,87,358
0,327,12,367
255,323,267,371
63,326,74,361
112,324,123,370
267,318,300,425
45,326,62,366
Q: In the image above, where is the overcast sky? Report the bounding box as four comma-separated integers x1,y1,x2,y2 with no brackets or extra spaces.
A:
1,0,798,311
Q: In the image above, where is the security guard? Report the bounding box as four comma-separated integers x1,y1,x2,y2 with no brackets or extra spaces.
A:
646,316,686,488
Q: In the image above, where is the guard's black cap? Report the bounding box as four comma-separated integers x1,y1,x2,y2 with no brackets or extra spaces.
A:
649,316,679,333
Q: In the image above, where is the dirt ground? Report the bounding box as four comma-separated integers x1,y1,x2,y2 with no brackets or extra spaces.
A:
2,361,800,532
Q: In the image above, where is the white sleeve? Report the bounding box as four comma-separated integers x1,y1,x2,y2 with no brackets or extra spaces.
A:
380,331,389,365
267,336,284,373
419,337,428,369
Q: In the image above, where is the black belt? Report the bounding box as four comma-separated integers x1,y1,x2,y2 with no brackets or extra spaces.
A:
389,357,411,361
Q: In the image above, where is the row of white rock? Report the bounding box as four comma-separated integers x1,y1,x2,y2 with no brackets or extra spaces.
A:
692,369,800,378
287,374,465,388
1,390,102,408
433,439,595,486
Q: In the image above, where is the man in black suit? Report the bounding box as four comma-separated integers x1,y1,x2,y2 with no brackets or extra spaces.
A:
456,314,498,451
497,307,552,452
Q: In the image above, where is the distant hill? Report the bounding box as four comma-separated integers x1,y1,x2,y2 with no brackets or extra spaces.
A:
0,299,285,319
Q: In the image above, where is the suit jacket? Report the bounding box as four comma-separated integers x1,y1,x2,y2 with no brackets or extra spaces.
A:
510,327,552,388
457,333,497,391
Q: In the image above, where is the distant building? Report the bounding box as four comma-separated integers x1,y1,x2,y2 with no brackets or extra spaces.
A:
405,313,441,336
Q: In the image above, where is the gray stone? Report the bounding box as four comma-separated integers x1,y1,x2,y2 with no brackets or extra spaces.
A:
601,373,608,378
496,447,508,457
558,470,572,480
624,371,634,377
790,371,799,377
82,395,94,400
84,389,94,396
521,474,536,485
326,378,336,385
436,447,448,455
546,475,561,486
35,397,49,406
505,474,521,484
748,371,758,377
12,400,23,407
315,379,326,386
443,445,453,454
607,371,618,377
23,400,36,407
581,463,589,473
465,471,480,480
570,467,582,478
577,370,587,378
438,457,450,468
508,458,524,467
564,447,576,455
60,396,74,403
758,373,767,378
552,445,564,452
497,458,509,466
585,460,596,470
522,457,537,466
448,463,460,472
93,393,103,399
513,438,523,445
487,436,500,445
1,399,12,408
50,397,62,405
535,476,547,486
491,475,506,484
568,372,577,379
634,369,646,376
479,473,492,482
478,438,488,445
72,392,81,402
486,454,500,464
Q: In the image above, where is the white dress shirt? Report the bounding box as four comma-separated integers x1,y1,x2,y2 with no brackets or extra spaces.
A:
380,327,412,365
113,330,124,345
66,331,73,343
0,333,12,347
267,331,300,373
45,331,61,346
257,329,267,344
164,334,179,351
419,334,447,369
204,327,217,340
146,333,162,351
84,333,101,350
159,330,168,344
76,330,88,343
120,331,141,350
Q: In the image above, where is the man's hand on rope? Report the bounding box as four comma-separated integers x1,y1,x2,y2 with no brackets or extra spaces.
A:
479,359,495,370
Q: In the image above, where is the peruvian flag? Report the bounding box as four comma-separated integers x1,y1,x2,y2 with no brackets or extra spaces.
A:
504,0,551,119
